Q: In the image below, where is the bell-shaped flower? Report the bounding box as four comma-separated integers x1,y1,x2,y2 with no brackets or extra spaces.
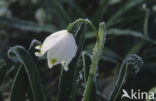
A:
35,30,78,71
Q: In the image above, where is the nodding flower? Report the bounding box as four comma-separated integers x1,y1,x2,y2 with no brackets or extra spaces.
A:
35,30,78,71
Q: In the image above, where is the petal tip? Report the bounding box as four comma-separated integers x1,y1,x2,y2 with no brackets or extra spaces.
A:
48,58,57,69
64,64,69,71
35,52,42,56
48,64,54,69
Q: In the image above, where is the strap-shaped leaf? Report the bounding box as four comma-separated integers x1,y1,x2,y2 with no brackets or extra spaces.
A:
8,45,44,101
82,52,92,83
57,24,85,101
108,54,143,101
0,17,56,32
86,29,156,45
82,52,97,101
0,58,6,79
10,65,28,101
107,0,144,27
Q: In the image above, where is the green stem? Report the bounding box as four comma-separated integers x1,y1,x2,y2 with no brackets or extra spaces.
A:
82,22,106,101
67,18,99,42
82,73,94,101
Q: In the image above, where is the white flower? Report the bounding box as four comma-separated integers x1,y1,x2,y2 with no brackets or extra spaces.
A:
35,30,78,71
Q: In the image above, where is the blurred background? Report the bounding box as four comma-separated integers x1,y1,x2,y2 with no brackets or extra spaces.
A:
0,0,156,101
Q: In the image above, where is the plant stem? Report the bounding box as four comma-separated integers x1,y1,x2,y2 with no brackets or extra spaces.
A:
82,73,94,101
82,22,106,101
67,18,99,42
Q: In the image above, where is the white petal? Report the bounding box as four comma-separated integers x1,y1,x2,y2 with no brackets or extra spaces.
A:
47,32,77,69
64,64,69,71
35,52,42,56
35,45,41,50
40,30,70,56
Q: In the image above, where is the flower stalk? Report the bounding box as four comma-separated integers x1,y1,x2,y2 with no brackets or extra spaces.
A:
67,18,99,42
82,22,106,101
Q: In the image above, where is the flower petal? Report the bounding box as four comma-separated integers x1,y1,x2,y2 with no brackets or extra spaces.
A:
47,32,77,70
40,30,69,56
48,58,57,68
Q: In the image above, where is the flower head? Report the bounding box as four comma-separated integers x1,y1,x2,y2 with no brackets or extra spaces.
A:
35,30,78,71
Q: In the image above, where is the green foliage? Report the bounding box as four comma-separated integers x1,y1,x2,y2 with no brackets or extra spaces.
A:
109,54,143,101
0,0,156,101
8,46,45,101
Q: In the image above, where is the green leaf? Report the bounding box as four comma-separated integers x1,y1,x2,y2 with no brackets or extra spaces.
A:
0,17,56,32
109,54,143,101
93,0,109,22
107,0,144,27
86,29,156,45
8,45,44,101
28,39,41,57
9,40,41,101
57,24,86,101
0,50,7,84
27,39,42,101
107,28,156,45
82,52,92,83
10,65,28,101
82,52,97,101
54,1,71,22
101,48,121,63
0,59,7,84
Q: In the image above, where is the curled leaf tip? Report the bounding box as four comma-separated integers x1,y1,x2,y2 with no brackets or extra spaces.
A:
8,45,24,59
124,54,144,73
31,39,41,45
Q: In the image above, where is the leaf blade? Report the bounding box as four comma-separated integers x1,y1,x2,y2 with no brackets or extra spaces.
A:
8,45,44,101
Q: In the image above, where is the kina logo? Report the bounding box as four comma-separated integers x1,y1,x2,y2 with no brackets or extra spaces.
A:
121,89,131,99
121,89,155,100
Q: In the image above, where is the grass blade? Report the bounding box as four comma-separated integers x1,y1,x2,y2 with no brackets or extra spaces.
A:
0,17,56,32
86,29,156,45
10,65,28,101
107,0,144,27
